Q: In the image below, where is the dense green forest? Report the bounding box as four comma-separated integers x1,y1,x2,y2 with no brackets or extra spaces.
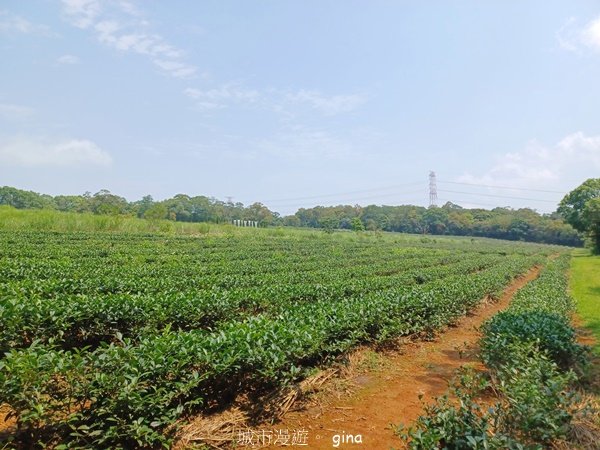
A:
288,203,581,246
0,185,582,246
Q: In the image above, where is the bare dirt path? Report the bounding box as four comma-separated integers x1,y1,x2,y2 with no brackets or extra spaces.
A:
265,266,542,450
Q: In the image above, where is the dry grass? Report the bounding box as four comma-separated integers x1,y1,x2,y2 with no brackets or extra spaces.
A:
552,394,600,450
174,345,396,449
174,368,340,449
175,408,248,449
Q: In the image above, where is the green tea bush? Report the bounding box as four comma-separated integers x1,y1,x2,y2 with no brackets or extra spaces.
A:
0,229,553,448
400,255,588,449
401,343,579,449
493,343,577,445
480,311,584,371
0,343,88,446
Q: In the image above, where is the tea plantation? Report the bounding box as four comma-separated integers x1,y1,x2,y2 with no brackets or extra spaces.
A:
0,228,564,448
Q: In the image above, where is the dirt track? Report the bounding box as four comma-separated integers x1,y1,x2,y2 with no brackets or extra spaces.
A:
267,266,542,450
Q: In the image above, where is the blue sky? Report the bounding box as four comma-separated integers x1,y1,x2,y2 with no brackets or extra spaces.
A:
1,1,600,215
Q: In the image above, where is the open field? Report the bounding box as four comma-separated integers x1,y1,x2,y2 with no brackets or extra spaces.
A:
0,219,566,448
0,205,218,235
571,250,600,354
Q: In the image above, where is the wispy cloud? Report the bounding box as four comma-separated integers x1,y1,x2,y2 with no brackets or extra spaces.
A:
582,17,600,50
60,0,101,29
255,125,382,161
114,1,142,18
184,84,367,116
457,131,600,195
183,85,261,110
181,83,371,163
61,0,197,79
158,124,380,163
56,54,79,65
257,127,352,160
0,10,54,36
557,15,600,53
0,103,34,120
284,90,367,116
152,59,196,79
0,136,112,167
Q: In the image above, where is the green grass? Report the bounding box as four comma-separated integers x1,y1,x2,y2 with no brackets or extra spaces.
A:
2,205,573,248
0,205,222,235
570,249,600,352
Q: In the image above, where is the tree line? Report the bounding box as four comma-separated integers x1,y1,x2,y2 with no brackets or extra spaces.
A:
0,187,278,225
285,203,581,246
0,184,589,247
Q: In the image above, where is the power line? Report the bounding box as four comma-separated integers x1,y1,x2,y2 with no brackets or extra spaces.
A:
262,181,425,204
266,189,426,210
438,189,559,203
438,180,565,194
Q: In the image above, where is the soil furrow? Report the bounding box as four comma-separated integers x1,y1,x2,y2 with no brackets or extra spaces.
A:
263,265,542,449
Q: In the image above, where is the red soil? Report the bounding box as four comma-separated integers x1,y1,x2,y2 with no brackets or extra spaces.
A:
265,266,542,450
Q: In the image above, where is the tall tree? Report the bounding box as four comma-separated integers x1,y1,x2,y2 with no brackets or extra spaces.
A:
90,190,128,215
558,178,600,232
558,178,600,253
582,197,600,254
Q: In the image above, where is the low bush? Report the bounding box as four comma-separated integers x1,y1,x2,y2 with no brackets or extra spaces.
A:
399,255,590,449
480,311,585,371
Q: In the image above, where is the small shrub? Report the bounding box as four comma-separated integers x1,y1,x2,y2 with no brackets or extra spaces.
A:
480,311,586,371
494,346,578,445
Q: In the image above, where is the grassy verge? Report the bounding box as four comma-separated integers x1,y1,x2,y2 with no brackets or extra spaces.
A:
571,249,600,354
0,205,224,235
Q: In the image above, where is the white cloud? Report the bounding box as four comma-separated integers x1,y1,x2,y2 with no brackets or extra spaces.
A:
0,103,34,120
63,2,366,114
457,132,600,207
556,132,600,165
0,137,112,167
184,86,259,102
285,90,367,115
183,85,260,110
255,125,380,161
56,54,79,65
182,88,203,99
61,0,197,79
183,85,367,116
153,59,196,79
557,16,600,53
60,0,101,29
115,1,141,17
0,10,54,36
94,19,119,38
582,17,600,50
258,128,351,160
556,17,579,52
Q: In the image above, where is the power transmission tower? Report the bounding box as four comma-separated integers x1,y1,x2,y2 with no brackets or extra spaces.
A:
429,171,438,207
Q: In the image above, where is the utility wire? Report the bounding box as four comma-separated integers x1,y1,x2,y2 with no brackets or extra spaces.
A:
261,178,564,213
266,189,426,210
438,189,559,203
262,181,425,204
438,180,565,194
